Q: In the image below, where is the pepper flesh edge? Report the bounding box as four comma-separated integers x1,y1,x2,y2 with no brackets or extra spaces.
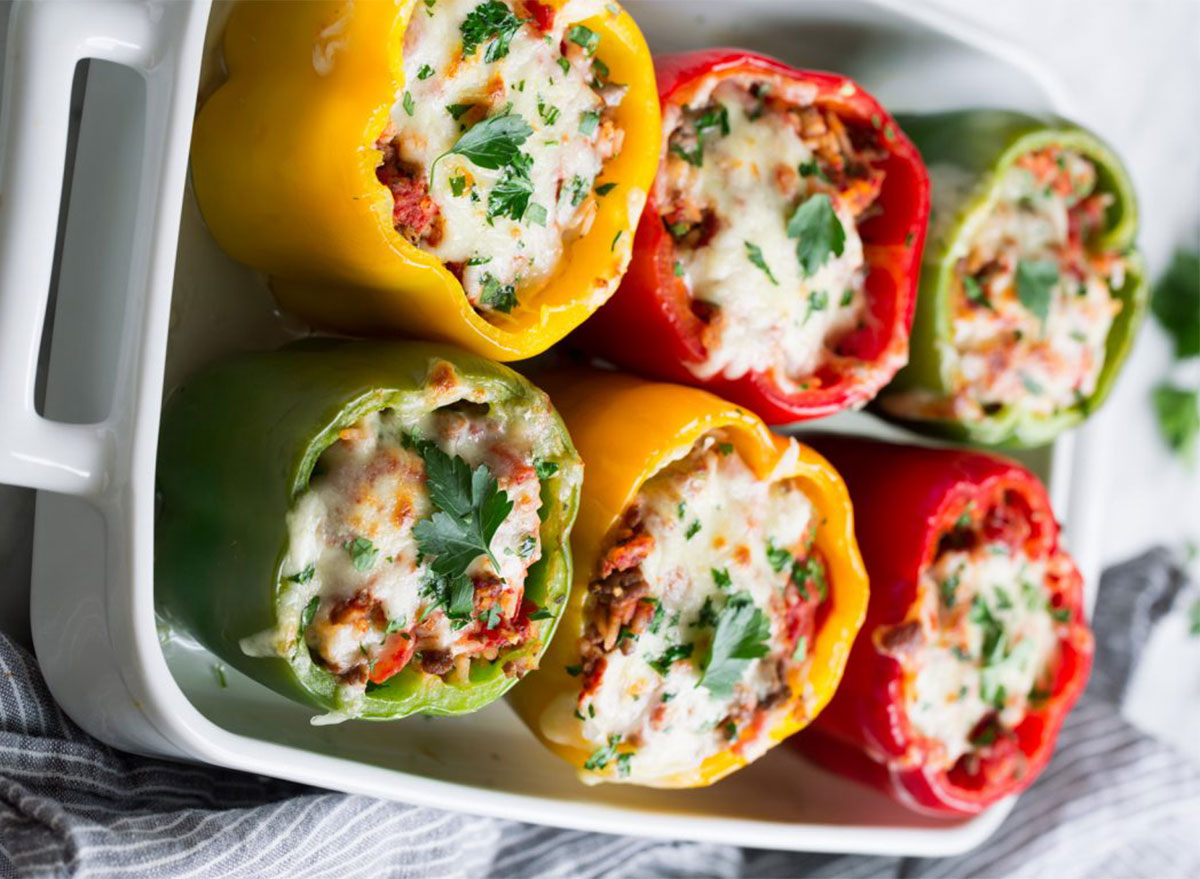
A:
190,0,661,362
506,371,869,787
791,437,1093,814
155,340,582,720
876,111,1147,448
573,49,930,423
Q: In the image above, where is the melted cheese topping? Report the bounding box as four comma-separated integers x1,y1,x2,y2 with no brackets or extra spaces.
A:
906,544,1059,767
580,433,818,783
666,81,867,394
391,0,618,309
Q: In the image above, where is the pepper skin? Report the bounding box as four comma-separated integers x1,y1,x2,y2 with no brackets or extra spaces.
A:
507,370,869,787
573,49,930,423
190,0,660,362
156,340,581,720
792,437,1092,815
876,110,1146,447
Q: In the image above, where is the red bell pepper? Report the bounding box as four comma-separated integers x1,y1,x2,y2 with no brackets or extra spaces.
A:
574,49,930,423
792,437,1092,815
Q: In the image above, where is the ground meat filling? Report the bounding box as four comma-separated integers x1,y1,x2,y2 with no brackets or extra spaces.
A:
278,403,544,698
659,78,888,394
887,146,1124,424
879,492,1073,780
375,0,626,317
574,431,828,782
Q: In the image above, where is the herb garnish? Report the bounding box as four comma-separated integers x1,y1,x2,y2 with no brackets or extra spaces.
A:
479,273,518,313
431,113,532,186
583,734,621,770
285,565,316,585
786,193,845,277
345,536,378,571
699,592,770,698
684,520,701,540
417,64,435,80
534,459,559,479
711,568,732,590
487,152,535,222
300,596,319,632
595,181,617,196
1016,259,1058,325
647,642,694,676
460,0,525,63
579,110,601,136
765,540,791,573
745,241,779,285
566,24,600,56
411,440,513,616
963,275,992,310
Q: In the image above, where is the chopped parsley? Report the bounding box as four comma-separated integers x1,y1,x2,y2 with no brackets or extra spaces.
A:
648,642,694,676
534,459,559,479
792,635,807,663
963,274,992,309
402,91,415,116
840,288,854,307
615,752,632,777
797,159,829,182
479,605,503,630
699,592,770,698
786,193,845,277
460,0,525,63
449,175,468,197
385,616,408,634
525,202,548,226
529,607,553,621
684,519,702,540
557,56,570,75
595,181,617,196
537,95,560,126
647,600,665,634
432,113,532,185
345,536,378,571
417,64,435,80
300,596,320,632
765,540,791,573
479,273,518,312
939,568,961,609
565,664,583,676
791,556,827,601
579,110,601,136
711,567,732,590
487,152,535,222
566,24,600,56
446,103,474,120
717,442,734,455
566,174,590,207
745,241,779,285
285,565,315,585
584,734,621,770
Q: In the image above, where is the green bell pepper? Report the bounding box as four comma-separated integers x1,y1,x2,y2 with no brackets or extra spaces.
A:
156,340,581,721
876,110,1147,448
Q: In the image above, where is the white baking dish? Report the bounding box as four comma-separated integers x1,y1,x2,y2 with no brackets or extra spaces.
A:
0,0,1100,857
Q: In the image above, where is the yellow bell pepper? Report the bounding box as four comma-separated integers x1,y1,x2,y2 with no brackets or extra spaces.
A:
508,371,869,787
191,0,660,361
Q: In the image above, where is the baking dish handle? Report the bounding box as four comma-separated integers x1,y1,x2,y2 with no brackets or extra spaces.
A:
0,1,164,496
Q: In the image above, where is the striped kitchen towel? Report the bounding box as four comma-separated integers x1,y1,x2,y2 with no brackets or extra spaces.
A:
2,548,1198,879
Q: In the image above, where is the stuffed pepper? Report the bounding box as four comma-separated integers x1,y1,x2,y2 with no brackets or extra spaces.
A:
191,0,660,361
156,341,581,723
793,437,1092,815
508,371,868,786
574,50,930,423
877,110,1146,446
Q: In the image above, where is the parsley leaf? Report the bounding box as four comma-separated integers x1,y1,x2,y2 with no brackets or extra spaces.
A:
411,441,514,600
595,181,617,196
448,175,468,197
1152,249,1200,358
745,241,778,285
432,113,533,184
1153,382,1199,465
786,193,845,276
699,593,770,698
797,159,829,182
1016,259,1058,325
487,152,534,222
534,459,558,479
479,273,518,313
402,91,415,116
417,63,435,80
711,568,732,590
525,202,548,226
345,536,378,571
537,95,560,126
460,0,525,63
684,520,701,540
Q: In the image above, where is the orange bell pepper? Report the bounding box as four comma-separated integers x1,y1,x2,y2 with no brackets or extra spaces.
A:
508,370,868,786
